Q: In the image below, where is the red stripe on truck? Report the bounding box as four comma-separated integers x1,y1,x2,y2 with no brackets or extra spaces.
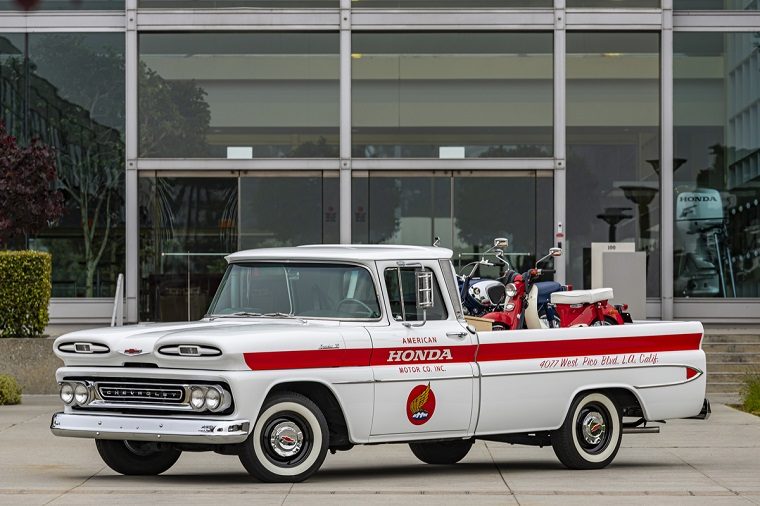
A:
476,333,703,362
243,332,702,371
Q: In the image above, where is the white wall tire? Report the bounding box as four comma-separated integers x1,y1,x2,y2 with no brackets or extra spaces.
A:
239,392,329,482
551,392,622,470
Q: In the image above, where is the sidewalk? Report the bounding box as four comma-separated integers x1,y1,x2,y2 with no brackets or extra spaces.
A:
1,396,758,505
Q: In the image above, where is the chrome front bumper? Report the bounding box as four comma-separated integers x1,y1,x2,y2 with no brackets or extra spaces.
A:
50,412,250,444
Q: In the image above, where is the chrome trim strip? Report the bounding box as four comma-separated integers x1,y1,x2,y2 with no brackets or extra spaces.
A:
634,368,704,390
50,412,250,444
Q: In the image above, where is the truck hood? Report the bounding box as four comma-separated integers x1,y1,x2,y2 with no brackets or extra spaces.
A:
53,319,353,370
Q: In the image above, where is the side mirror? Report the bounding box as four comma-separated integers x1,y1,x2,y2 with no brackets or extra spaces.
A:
493,237,508,249
549,247,562,257
415,270,434,309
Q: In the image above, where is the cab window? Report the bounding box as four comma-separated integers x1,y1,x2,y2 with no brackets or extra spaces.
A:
384,267,448,322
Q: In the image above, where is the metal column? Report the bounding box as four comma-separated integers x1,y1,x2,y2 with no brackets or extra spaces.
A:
125,0,139,323
661,0,674,320
554,0,567,284
339,0,352,244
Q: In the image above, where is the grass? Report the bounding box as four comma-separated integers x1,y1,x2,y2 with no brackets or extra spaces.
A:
741,372,760,416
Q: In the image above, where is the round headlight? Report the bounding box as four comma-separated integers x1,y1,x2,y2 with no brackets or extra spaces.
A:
190,387,206,410
205,388,222,411
74,383,90,405
60,383,74,405
505,283,518,298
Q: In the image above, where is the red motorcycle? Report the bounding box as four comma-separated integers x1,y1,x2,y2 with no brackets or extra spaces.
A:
481,246,631,330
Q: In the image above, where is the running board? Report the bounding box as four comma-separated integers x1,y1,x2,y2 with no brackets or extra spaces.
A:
622,426,660,434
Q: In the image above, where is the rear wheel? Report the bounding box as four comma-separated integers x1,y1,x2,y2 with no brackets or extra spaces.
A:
95,440,181,475
591,316,618,326
239,392,329,482
409,439,473,465
551,392,622,469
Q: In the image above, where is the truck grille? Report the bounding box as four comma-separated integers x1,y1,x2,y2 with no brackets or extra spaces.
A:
97,382,185,404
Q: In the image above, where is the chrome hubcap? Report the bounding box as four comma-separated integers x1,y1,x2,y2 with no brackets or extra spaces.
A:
269,421,303,458
581,411,606,445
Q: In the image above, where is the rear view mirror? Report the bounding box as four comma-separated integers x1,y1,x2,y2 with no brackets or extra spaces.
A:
493,238,508,249
415,271,434,309
549,247,562,257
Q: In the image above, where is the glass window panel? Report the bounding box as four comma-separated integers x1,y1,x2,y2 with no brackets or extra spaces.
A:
139,176,238,321
352,32,553,158
384,267,447,322
0,0,122,9
352,172,453,246
0,33,125,298
352,170,554,278
453,171,554,274
140,0,335,6
566,0,660,6
674,0,759,9
239,172,339,249
566,32,661,297
139,32,339,158
674,32,760,298
353,0,551,7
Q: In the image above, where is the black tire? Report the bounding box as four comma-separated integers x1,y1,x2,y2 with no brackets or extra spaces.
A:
239,392,329,482
552,392,622,470
409,439,473,465
95,440,181,475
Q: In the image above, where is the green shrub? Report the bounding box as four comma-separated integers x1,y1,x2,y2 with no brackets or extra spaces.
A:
741,372,760,415
0,251,52,337
0,374,22,405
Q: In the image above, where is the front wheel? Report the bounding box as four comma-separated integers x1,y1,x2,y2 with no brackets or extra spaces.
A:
409,439,473,465
239,392,329,482
551,392,622,469
95,440,181,475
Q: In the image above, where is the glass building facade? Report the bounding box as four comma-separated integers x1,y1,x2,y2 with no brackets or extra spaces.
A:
0,0,758,323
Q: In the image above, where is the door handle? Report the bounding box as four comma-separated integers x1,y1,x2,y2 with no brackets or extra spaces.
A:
446,331,468,339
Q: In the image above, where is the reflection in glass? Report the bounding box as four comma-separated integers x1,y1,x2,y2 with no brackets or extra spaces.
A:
674,32,760,297
239,173,339,249
138,32,339,158
139,176,238,321
0,0,122,9
674,0,759,9
352,171,553,275
566,32,661,296
352,32,553,158
0,33,125,297
453,171,553,274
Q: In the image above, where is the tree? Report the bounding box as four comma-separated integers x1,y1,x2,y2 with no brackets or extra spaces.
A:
0,122,63,248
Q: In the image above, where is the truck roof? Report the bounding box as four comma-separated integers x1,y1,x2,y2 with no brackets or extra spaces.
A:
226,244,454,263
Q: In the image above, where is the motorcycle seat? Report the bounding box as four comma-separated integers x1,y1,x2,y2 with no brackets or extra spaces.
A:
551,288,613,305
534,281,564,305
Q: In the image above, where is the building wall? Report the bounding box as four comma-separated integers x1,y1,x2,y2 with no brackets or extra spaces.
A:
0,1,759,323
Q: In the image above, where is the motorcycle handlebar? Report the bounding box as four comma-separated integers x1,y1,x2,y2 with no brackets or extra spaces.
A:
541,269,556,274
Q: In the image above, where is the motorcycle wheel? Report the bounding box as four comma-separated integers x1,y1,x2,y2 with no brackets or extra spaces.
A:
591,316,618,326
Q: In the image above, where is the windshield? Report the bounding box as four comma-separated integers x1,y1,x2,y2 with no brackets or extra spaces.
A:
207,262,382,319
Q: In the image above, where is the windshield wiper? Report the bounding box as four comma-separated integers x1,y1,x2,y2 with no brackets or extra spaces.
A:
207,311,263,320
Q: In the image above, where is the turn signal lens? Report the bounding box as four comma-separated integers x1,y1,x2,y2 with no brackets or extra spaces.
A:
74,383,90,405
60,383,74,405
505,283,518,298
190,387,206,409
205,388,222,411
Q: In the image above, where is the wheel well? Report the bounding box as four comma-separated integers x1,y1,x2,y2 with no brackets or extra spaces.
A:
581,387,644,418
267,382,352,449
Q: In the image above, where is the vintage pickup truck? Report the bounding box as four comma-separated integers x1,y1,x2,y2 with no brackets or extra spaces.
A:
51,245,709,482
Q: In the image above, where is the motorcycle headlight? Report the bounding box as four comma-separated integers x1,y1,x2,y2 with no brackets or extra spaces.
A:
505,283,518,298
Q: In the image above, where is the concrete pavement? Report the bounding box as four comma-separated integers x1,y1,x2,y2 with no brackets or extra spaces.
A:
1,396,759,505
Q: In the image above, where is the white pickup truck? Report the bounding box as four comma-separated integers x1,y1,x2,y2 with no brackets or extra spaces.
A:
51,245,710,482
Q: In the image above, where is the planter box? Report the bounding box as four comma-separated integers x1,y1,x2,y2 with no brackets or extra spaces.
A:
0,338,62,394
